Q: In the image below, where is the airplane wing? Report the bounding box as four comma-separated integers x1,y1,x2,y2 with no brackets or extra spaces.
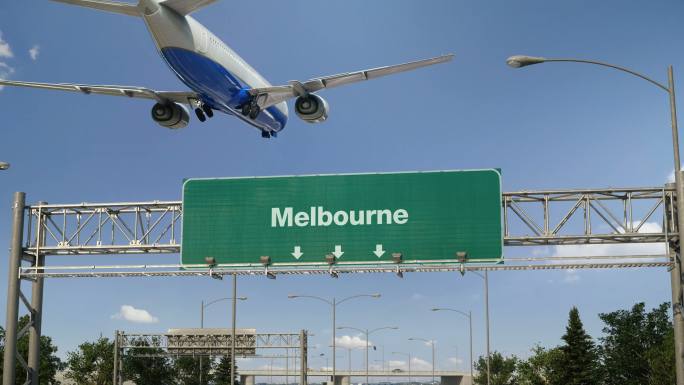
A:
0,79,198,105
160,0,219,15
249,54,454,110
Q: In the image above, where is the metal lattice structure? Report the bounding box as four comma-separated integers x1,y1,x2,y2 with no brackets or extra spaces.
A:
16,186,675,278
118,330,301,357
504,186,674,245
112,330,308,385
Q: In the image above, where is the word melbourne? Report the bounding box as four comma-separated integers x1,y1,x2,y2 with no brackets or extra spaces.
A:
271,207,409,228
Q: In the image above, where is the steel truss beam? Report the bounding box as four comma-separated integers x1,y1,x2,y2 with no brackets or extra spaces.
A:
112,331,308,385
14,186,674,278
117,332,300,356
22,187,673,258
504,186,675,245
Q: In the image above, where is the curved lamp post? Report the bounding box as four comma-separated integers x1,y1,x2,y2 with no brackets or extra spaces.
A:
200,295,248,385
431,308,472,383
288,293,381,385
408,338,435,385
337,326,398,385
507,54,684,385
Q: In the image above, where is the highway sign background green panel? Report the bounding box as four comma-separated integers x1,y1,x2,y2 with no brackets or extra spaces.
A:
181,170,502,266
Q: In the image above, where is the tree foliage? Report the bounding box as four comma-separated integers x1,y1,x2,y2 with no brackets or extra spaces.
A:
516,345,563,385
474,351,517,385
122,337,175,385
211,356,238,385
599,302,673,385
0,315,65,385
173,355,212,385
65,337,114,385
557,307,600,385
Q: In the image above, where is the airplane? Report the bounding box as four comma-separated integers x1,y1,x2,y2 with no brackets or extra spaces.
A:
0,0,453,138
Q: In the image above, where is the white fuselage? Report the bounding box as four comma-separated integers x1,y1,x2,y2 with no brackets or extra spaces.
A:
138,0,289,132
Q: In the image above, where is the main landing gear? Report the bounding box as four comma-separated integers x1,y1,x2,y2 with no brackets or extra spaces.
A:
241,99,261,120
193,100,213,122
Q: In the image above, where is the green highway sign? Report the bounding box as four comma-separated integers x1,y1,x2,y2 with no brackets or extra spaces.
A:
181,170,503,266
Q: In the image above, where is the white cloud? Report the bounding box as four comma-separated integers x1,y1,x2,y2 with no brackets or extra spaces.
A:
0,61,14,90
111,305,159,323
447,357,463,365
410,357,432,371
335,335,372,349
563,269,580,284
388,358,432,371
256,364,285,371
28,45,39,61
0,31,13,58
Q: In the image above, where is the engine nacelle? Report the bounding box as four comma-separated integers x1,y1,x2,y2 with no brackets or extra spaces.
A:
151,102,190,129
294,94,329,123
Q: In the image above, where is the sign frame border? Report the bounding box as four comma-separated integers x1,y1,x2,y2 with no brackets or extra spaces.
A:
180,168,504,268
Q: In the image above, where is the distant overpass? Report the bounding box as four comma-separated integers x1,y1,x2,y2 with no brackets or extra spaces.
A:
238,370,472,385
240,370,466,377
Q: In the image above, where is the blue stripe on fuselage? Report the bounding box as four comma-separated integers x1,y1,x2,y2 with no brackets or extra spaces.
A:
160,47,287,132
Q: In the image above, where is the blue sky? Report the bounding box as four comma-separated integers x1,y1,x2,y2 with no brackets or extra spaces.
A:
0,0,683,379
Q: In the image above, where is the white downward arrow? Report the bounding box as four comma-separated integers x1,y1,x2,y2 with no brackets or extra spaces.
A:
373,244,386,258
333,245,344,259
292,246,303,260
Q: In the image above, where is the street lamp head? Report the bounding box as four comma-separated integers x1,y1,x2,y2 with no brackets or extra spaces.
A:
287,294,298,299
371,293,381,298
431,308,442,312
0,162,9,170
237,296,248,301
506,55,547,68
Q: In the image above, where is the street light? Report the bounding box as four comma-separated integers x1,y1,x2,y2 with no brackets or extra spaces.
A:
288,293,381,385
0,162,9,170
199,295,248,385
337,326,398,385
507,54,684,385
408,338,435,385
431,308,473,384
391,352,411,385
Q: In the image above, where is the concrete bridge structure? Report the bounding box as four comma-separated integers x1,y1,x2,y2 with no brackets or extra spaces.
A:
239,370,472,385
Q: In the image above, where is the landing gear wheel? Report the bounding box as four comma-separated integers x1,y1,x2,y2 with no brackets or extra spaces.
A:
202,104,214,118
261,130,271,138
241,104,252,116
195,108,206,122
249,105,261,120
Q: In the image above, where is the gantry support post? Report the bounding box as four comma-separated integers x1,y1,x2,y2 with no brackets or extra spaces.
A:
28,201,47,385
300,330,308,385
3,192,26,385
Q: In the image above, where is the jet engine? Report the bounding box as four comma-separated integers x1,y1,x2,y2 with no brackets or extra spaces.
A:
150,102,190,129
294,94,329,123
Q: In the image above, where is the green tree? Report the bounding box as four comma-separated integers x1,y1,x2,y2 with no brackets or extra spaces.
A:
211,356,238,385
173,355,212,385
645,328,675,385
557,307,600,385
474,351,517,385
122,337,174,385
599,302,673,385
0,315,65,385
64,337,114,385
516,345,563,385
